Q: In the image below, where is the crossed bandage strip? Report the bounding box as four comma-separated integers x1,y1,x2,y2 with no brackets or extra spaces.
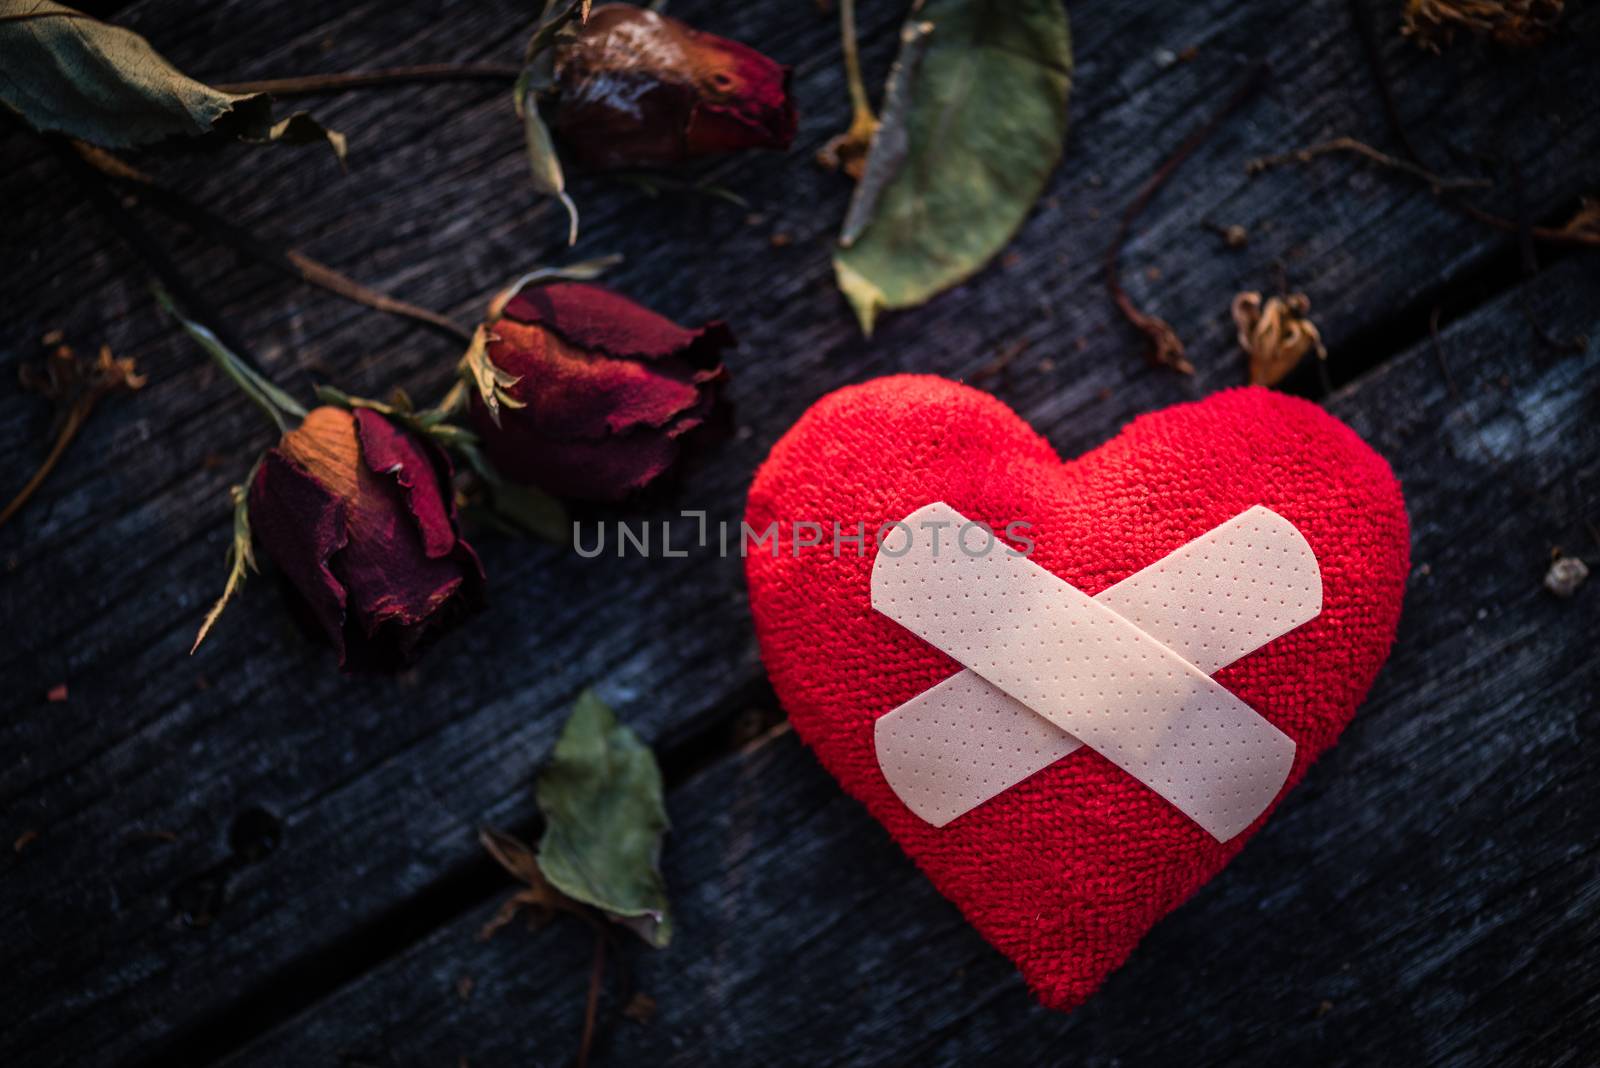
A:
870,502,1322,840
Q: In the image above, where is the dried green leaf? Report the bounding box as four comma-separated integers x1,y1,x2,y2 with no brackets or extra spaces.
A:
489,481,569,544
522,99,579,246
191,476,256,654
154,284,306,431
832,0,1072,335
536,690,671,948
461,323,525,427
0,1,345,160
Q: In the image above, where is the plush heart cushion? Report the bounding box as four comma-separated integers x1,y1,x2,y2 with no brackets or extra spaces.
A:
744,376,1408,1010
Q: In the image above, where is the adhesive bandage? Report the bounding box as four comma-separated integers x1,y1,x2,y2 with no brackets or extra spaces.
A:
871,503,1321,839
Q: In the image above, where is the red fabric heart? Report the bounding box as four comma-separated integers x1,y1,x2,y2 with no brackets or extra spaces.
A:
744,376,1408,1010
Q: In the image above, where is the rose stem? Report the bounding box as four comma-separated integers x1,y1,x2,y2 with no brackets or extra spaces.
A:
1104,63,1270,373
576,924,605,1068
49,136,261,364
73,143,472,345
216,63,521,97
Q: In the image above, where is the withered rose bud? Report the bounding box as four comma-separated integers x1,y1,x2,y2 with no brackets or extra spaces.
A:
471,283,733,502
249,406,484,671
551,4,797,170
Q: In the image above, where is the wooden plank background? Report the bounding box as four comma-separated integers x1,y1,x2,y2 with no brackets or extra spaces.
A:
1,0,1596,1065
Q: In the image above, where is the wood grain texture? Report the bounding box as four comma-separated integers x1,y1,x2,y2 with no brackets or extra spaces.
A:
217,261,1600,1068
0,0,1596,1064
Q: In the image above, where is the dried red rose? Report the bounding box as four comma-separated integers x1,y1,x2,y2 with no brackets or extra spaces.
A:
249,406,484,671
470,283,733,503
551,4,798,170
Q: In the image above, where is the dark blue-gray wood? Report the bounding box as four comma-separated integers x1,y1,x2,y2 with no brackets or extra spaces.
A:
1,0,1597,1065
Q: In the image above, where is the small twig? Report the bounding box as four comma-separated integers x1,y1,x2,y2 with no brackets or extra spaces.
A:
1106,63,1269,373
1344,0,1600,250
73,143,472,344
215,63,521,97
1246,136,1492,193
1,405,86,530
49,136,261,364
577,923,606,1068
839,0,873,134
816,0,882,179
2,344,146,531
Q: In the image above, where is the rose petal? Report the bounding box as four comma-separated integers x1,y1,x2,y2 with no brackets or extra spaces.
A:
353,408,457,559
489,318,711,438
500,283,734,367
494,426,687,502
249,450,350,658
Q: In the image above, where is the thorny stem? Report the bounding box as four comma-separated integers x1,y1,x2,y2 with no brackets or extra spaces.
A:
73,143,473,345
0,405,88,530
1106,63,1270,374
215,63,521,97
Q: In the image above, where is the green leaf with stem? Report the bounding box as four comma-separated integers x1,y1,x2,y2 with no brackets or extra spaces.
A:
516,0,588,245
0,1,345,161
833,0,1073,335
153,284,306,432
536,690,672,948
459,441,568,544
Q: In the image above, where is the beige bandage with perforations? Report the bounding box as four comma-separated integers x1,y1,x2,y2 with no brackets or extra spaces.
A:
871,503,1321,840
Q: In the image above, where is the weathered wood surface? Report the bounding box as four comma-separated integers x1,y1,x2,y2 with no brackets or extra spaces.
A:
1,0,1596,1064
217,261,1600,1068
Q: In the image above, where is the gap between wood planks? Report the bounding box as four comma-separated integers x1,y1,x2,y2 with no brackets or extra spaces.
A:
122,240,1584,1068
128,674,783,1068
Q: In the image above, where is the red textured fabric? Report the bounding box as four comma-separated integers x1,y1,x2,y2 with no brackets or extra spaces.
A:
744,376,1408,1011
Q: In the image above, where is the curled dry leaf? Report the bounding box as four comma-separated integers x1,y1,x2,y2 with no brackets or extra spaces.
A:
1117,301,1190,375
515,0,590,245
2,339,146,530
190,476,257,654
535,690,672,948
833,0,1073,335
0,0,345,160
1401,0,1564,50
1232,291,1327,387
480,691,672,948
478,825,579,940
461,324,524,428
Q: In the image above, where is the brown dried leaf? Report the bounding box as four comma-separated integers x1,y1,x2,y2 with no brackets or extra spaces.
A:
3,340,145,530
1232,291,1327,387
1401,0,1564,51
